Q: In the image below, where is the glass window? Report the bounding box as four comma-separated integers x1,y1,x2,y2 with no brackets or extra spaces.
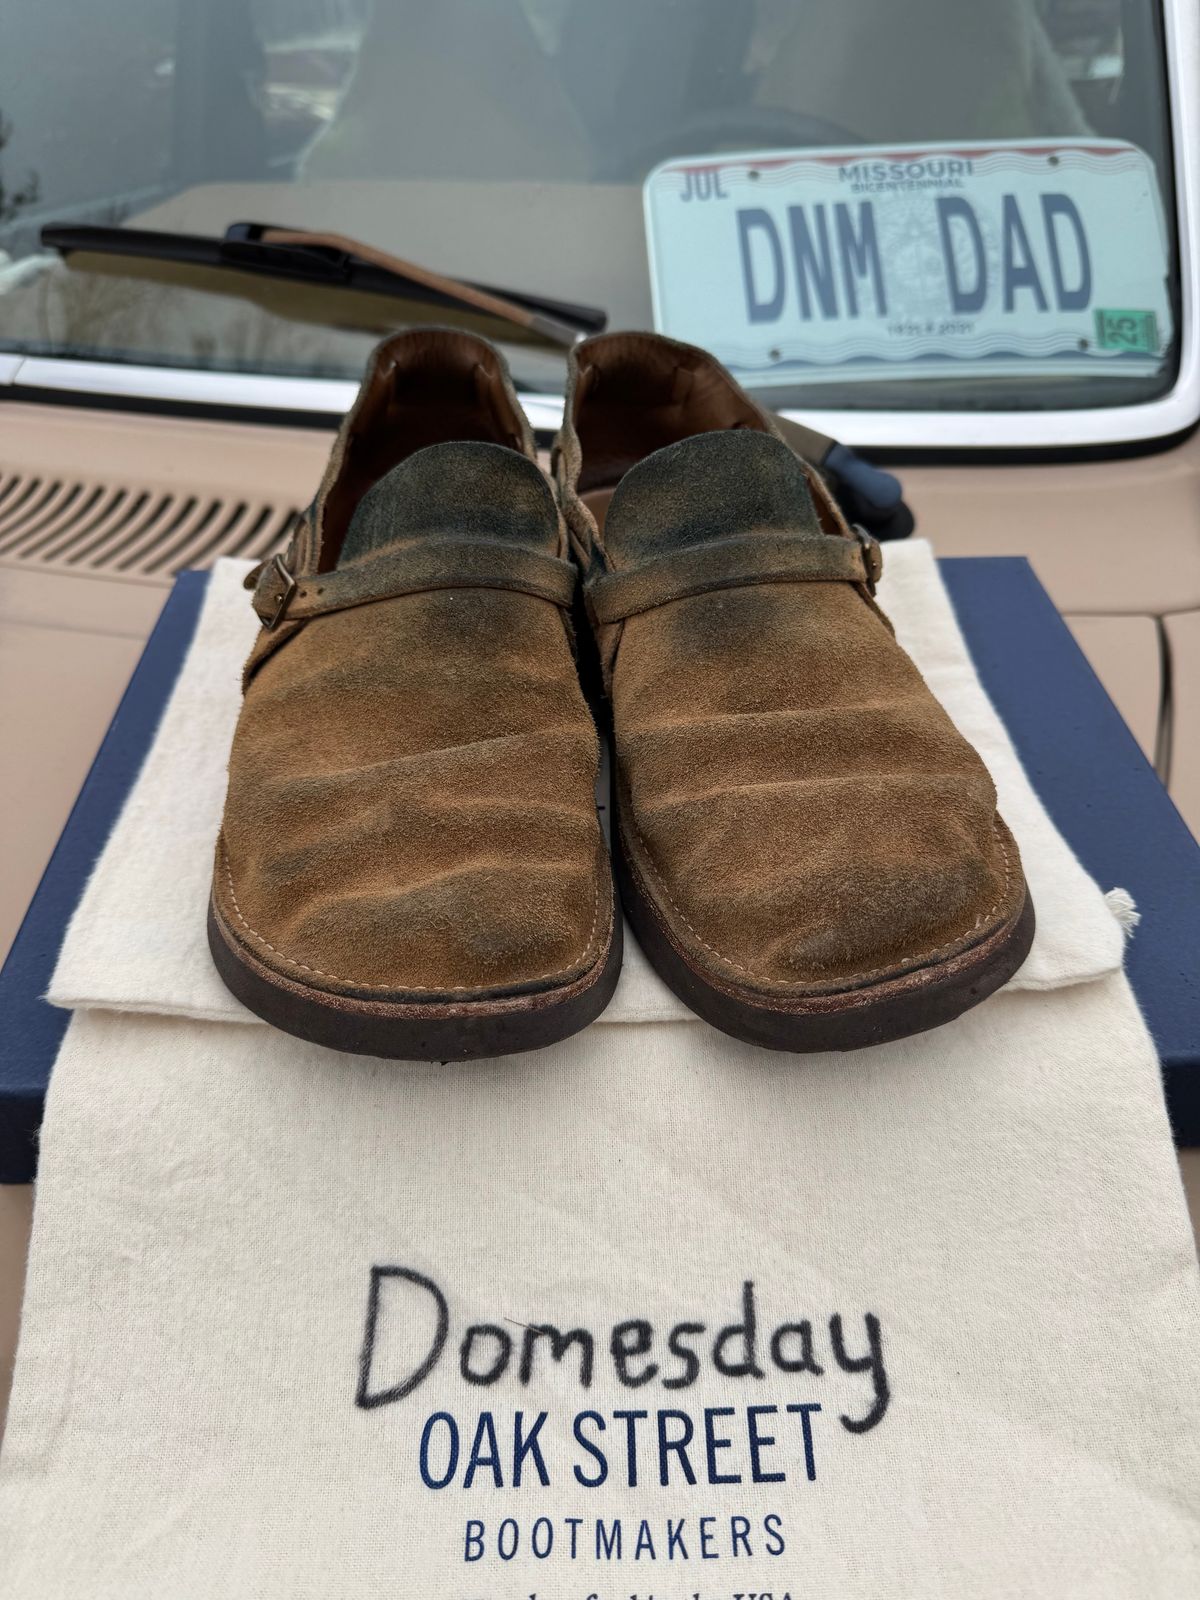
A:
0,0,1179,413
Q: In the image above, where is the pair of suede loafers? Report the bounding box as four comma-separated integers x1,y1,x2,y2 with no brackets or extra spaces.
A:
209,328,1034,1060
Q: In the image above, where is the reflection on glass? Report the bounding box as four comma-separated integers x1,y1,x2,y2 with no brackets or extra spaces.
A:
0,1,1178,412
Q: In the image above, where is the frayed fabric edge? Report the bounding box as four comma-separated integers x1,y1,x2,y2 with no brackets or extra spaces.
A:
1105,888,1141,938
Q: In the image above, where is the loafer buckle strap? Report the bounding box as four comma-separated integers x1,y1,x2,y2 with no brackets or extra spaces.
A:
584,529,881,626
251,539,577,629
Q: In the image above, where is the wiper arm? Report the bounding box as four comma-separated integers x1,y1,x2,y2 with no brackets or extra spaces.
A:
39,221,607,349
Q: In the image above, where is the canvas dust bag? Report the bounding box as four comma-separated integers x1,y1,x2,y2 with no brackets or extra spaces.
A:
0,549,1197,1597
2,982,1199,1598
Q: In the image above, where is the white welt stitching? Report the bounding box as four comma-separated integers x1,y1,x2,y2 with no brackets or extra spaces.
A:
218,838,603,992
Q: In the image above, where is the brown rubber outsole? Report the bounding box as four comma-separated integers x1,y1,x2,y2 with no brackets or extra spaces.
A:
207,893,622,1061
615,822,1036,1053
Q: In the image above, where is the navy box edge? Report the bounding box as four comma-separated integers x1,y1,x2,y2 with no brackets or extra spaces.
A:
0,571,210,1183
941,557,1200,1145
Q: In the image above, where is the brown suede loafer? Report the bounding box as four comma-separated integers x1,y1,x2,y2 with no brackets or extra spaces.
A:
209,330,621,1059
555,332,1034,1052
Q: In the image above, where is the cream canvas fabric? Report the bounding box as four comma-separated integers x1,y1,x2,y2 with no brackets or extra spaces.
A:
47,546,1126,1023
4,543,1198,1596
1,980,1199,1597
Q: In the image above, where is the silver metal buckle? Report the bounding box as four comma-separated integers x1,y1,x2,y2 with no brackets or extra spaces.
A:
261,552,297,630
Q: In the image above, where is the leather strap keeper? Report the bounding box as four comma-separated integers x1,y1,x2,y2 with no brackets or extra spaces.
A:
249,540,578,630
584,528,882,626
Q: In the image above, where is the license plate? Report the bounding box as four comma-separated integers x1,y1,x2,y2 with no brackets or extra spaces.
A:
643,139,1172,388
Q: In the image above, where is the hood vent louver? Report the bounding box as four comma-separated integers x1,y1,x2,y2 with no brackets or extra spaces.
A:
0,469,301,585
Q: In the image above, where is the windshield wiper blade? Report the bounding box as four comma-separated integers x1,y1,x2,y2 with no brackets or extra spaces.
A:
40,221,607,348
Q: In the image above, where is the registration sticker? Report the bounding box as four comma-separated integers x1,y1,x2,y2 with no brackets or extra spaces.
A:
1095,307,1160,354
643,139,1172,387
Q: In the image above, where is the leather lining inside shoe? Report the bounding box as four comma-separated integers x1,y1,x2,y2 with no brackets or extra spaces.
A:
572,333,848,544
573,333,770,497
319,330,527,570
